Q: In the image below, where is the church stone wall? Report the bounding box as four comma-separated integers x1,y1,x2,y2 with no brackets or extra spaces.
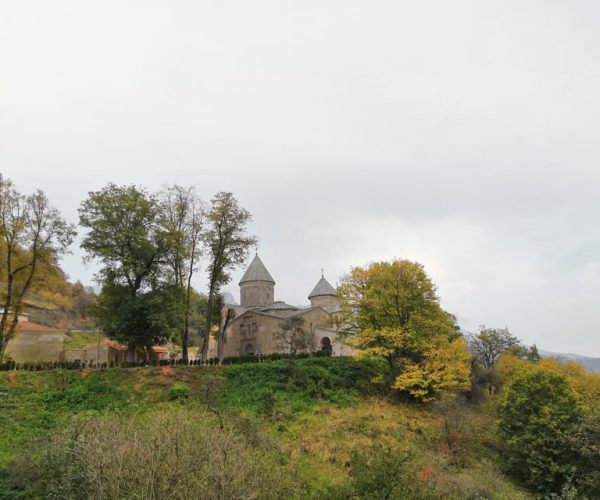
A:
313,327,356,357
223,307,337,358
240,282,274,308
309,295,339,313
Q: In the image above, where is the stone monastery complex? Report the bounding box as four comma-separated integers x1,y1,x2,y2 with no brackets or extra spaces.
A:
212,254,353,358
4,254,353,364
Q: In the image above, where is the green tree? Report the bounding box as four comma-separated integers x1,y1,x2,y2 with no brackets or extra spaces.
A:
79,184,168,359
90,281,178,354
159,185,205,362
498,369,580,493
0,175,75,354
469,327,521,370
276,316,312,369
201,192,256,360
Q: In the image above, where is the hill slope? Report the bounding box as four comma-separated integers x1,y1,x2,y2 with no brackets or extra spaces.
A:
0,358,529,499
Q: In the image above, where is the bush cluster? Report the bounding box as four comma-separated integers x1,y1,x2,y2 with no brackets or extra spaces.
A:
0,359,92,371
169,383,190,401
7,408,297,499
0,351,337,372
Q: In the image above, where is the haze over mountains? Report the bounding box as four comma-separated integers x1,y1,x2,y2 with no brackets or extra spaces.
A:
539,350,600,374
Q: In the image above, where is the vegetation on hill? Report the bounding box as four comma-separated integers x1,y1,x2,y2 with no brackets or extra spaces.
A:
1,341,598,498
62,330,106,349
0,175,76,352
2,175,598,498
1,252,96,331
0,357,533,500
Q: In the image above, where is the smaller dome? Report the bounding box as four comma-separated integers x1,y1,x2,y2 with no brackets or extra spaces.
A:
308,276,337,299
239,255,275,285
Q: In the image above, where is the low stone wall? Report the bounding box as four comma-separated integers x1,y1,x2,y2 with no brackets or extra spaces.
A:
5,331,66,363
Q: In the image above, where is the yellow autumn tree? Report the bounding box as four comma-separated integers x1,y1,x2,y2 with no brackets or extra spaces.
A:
393,337,472,401
497,353,600,413
338,259,471,401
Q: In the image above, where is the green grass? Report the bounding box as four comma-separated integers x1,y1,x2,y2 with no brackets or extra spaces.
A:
63,331,106,349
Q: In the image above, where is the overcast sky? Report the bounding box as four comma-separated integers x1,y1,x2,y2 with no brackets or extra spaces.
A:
1,1,599,356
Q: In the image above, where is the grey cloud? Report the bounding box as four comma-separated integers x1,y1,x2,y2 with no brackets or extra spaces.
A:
1,0,599,355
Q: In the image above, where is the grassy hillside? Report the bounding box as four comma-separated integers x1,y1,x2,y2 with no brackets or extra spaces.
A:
0,358,530,499
62,330,106,349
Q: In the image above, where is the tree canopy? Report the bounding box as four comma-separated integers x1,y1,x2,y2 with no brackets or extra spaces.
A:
338,259,470,400
79,184,165,292
201,192,256,360
158,185,205,362
79,184,170,357
0,175,76,353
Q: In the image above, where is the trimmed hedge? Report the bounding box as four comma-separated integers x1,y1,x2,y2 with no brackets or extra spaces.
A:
0,351,353,372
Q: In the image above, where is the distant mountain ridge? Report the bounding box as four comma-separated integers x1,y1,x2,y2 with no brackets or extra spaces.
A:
539,350,600,374
460,328,600,374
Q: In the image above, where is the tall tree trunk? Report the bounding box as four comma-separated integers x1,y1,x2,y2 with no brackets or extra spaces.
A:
181,327,189,364
218,307,234,364
202,291,214,361
0,248,15,350
1,249,37,353
181,266,193,364
126,343,135,363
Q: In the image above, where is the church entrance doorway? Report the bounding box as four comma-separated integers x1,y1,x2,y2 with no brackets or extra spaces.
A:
245,344,255,355
320,337,332,356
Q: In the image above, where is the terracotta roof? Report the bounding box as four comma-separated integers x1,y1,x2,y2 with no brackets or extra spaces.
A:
106,340,127,351
239,255,275,284
16,321,64,333
151,346,168,353
84,339,127,351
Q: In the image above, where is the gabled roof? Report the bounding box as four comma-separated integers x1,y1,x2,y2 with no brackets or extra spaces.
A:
239,254,275,285
288,306,331,318
16,321,65,333
229,305,332,326
308,276,337,299
262,301,299,311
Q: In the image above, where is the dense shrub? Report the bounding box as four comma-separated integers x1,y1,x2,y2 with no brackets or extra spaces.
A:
292,364,335,398
498,368,580,493
567,409,600,498
8,408,295,499
218,357,386,412
238,354,257,364
39,374,131,411
266,352,283,361
349,446,426,499
169,383,190,401
257,390,276,416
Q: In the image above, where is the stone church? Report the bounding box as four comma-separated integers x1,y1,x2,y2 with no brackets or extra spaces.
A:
216,254,353,358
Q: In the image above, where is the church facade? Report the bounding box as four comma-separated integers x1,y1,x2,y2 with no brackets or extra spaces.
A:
216,255,354,358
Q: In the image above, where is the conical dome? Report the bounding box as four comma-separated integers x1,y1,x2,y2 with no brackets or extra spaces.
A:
308,276,337,299
239,255,275,285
